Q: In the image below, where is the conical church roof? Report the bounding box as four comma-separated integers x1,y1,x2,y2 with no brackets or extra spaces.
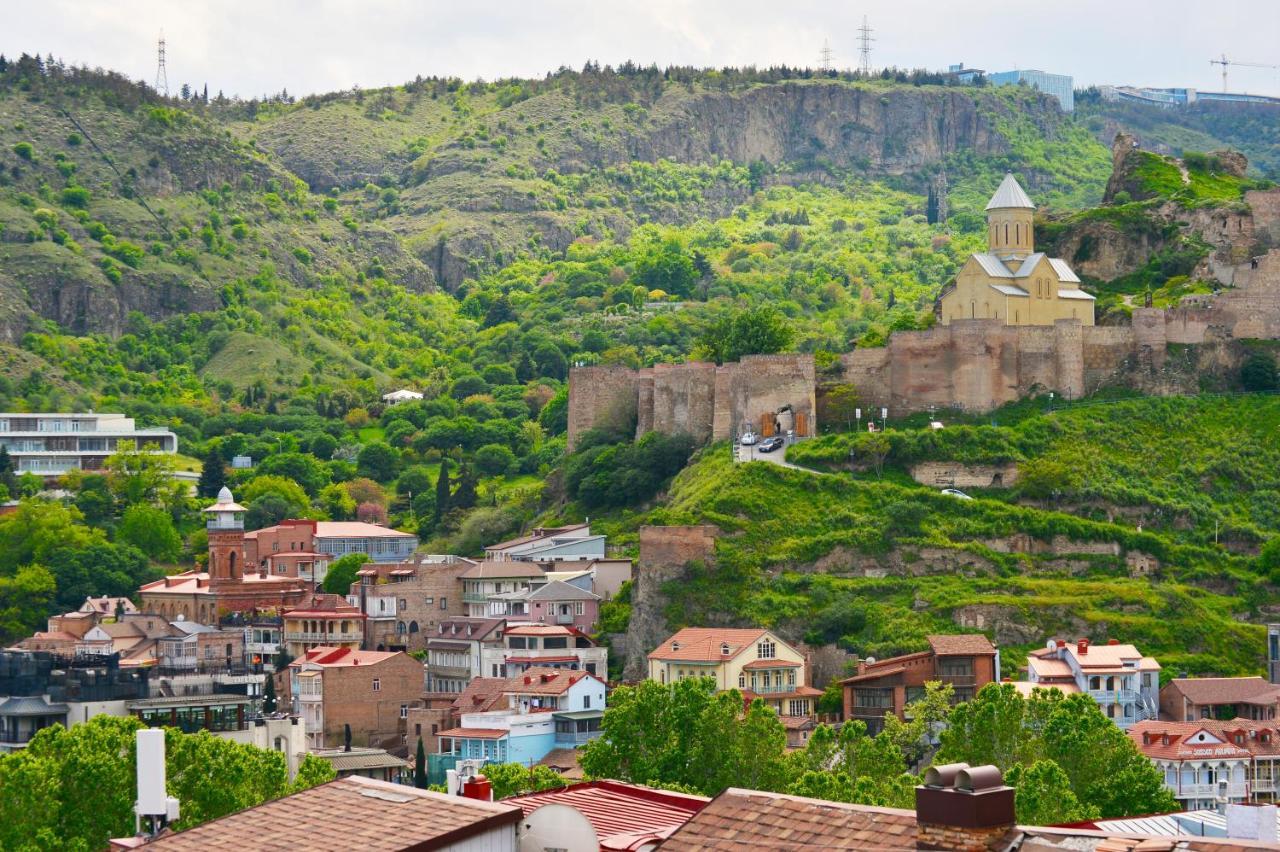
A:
985,173,1036,211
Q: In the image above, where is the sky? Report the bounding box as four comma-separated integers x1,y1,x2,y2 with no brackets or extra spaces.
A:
4,0,1279,100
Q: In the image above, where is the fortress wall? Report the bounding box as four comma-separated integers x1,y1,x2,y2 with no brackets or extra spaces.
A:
1213,250,1280,339
1132,308,1169,369
651,362,718,443
567,365,642,450
838,347,892,409
1162,307,1213,345
714,354,818,440
1081,326,1136,392
1012,324,1061,396
1053,320,1086,399
948,321,1020,412
635,369,655,436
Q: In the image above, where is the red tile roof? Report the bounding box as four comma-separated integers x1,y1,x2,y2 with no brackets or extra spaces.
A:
662,787,918,850
1127,720,1255,761
647,627,770,662
290,647,405,668
314,521,416,539
452,678,507,714
508,780,708,852
143,775,519,851
459,560,547,579
504,667,602,696
927,634,997,656
436,727,508,739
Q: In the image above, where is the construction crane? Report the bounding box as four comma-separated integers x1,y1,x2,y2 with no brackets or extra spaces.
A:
1209,54,1280,93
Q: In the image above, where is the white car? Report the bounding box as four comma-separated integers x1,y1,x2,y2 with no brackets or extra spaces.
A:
941,488,973,500
740,431,759,446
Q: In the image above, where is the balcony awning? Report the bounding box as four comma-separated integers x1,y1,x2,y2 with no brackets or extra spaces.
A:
551,710,603,720
0,696,69,716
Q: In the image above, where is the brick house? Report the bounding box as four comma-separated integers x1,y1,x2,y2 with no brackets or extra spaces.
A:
285,646,425,749
842,635,999,733
245,519,418,579
281,594,366,658
347,556,475,652
1161,677,1280,722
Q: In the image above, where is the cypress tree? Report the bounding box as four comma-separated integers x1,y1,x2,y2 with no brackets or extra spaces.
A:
414,737,428,788
197,447,227,499
452,463,478,510
263,674,278,714
0,446,14,496
433,458,451,523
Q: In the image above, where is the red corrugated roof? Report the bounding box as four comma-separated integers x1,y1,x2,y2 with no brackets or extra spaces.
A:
504,655,579,664
436,727,507,739
508,780,709,851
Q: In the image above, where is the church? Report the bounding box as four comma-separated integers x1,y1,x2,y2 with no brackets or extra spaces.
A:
937,174,1095,326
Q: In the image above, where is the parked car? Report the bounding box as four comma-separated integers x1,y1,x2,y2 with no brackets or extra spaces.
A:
940,488,973,500
740,431,758,445
758,437,785,453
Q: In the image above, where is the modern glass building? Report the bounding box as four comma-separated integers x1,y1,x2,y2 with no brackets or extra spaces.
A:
989,69,1074,112
0,412,177,477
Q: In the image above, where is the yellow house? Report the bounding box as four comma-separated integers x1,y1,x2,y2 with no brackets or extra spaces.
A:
938,173,1095,326
647,627,822,718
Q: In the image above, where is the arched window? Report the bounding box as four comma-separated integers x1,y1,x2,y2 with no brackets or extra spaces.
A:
970,301,976,319
1004,223,1009,244
229,550,237,579
397,621,406,634
409,621,419,634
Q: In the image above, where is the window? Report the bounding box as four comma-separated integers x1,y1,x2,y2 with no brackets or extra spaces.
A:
372,678,381,692
400,704,408,719
399,598,407,611
575,601,585,616
424,597,433,605
583,694,591,709
415,723,421,736
739,673,746,688
492,664,500,677
440,597,447,611
757,641,776,659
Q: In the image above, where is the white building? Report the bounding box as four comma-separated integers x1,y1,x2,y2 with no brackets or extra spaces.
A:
1026,638,1160,728
0,412,177,478
480,624,607,680
483,523,606,562
381,389,424,405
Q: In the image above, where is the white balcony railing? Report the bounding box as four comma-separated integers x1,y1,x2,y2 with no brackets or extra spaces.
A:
284,631,362,643
1175,782,1248,799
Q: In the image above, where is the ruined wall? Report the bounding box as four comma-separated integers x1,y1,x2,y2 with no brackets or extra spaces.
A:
622,525,719,680
567,354,817,448
910,462,1020,489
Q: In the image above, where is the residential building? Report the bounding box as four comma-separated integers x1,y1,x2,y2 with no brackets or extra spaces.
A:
129,693,254,735
309,746,408,783
944,62,985,84
219,611,284,670
0,650,151,752
1162,677,1280,723
648,627,821,718
156,621,246,675
1128,719,1280,809
1026,638,1160,728
70,611,174,666
281,594,366,657
437,667,607,765
486,624,607,680
0,412,177,478
78,596,138,618
246,519,418,570
285,646,424,749
460,560,546,617
507,780,710,852
1101,85,1280,108
988,68,1074,111
937,174,1094,327
140,776,522,852
484,523,605,562
544,557,632,600
486,579,600,633
426,617,506,692
841,635,999,733
347,555,475,652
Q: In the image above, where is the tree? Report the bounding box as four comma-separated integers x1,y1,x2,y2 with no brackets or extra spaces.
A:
257,452,330,496
290,753,337,792
434,458,451,523
197,447,227,499
0,446,16,496
697,304,794,364
238,475,309,511
482,295,516,328
45,540,155,614
321,552,370,595
246,494,298,530
823,384,861,432
117,504,183,562
451,463,478,510
1241,353,1279,392
72,473,115,526
318,483,357,520
481,762,567,799
853,431,891,476
105,444,183,510
881,681,954,769
263,674,278,714
474,443,516,476
538,387,569,435
532,342,568,381
1006,760,1099,825
0,564,56,643
634,236,696,298
414,737,428,789
356,441,400,482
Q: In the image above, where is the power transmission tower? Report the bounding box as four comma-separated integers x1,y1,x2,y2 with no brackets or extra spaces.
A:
819,40,834,72
155,31,169,97
857,16,875,76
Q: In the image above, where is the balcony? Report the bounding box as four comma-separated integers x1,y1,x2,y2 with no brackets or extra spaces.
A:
462,592,489,604
1176,782,1247,799
554,613,575,625
284,631,362,644
938,674,976,687
1088,689,1140,705
750,683,801,695
429,664,473,680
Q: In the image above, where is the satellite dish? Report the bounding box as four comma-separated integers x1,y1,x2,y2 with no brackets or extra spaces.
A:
521,803,599,852
1046,640,1056,652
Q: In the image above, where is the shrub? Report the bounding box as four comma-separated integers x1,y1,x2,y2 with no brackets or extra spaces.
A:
60,186,91,208
12,142,33,160
65,133,82,146
1241,354,1279,392
474,443,516,476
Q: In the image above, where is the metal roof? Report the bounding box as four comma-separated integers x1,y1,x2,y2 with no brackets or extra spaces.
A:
1048,257,1081,283
312,749,408,772
972,253,1014,278
991,284,1030,297
0,695,69,716
508,780,709,852
985,173,1036,210
1057,288,1096,301
552,709,605,720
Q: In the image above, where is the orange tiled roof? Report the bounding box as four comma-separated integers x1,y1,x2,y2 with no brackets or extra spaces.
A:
436,727,508,739
647,628,770,662
504,667,601,696
290,647,405,668
1166,677,1280,706
452,678,507,713
926,634,997,656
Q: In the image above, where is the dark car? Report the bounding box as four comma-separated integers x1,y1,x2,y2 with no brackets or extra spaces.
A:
758,437,785,453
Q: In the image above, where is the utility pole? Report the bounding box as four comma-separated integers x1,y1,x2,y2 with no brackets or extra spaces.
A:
857,16,875,77
819,40,834,72
155,31,169,98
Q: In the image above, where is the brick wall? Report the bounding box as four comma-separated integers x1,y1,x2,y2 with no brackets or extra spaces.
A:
320,653,424,747
566,365,640,450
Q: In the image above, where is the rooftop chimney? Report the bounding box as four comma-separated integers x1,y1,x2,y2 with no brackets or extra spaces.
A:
916,763,1015,852
1055,639,1066,648
460,774,493,801
1107,638,1119,646
1077,639,1089,655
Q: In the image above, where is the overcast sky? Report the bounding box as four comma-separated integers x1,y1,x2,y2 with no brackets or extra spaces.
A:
5,1,1279,99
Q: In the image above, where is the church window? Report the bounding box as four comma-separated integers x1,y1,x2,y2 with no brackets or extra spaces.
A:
1004,223,1008,243
970,301,976,319
1015,311,1020,323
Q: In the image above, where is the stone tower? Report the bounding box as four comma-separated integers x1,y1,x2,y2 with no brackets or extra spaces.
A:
985,173,1035,258
204,486,247,587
